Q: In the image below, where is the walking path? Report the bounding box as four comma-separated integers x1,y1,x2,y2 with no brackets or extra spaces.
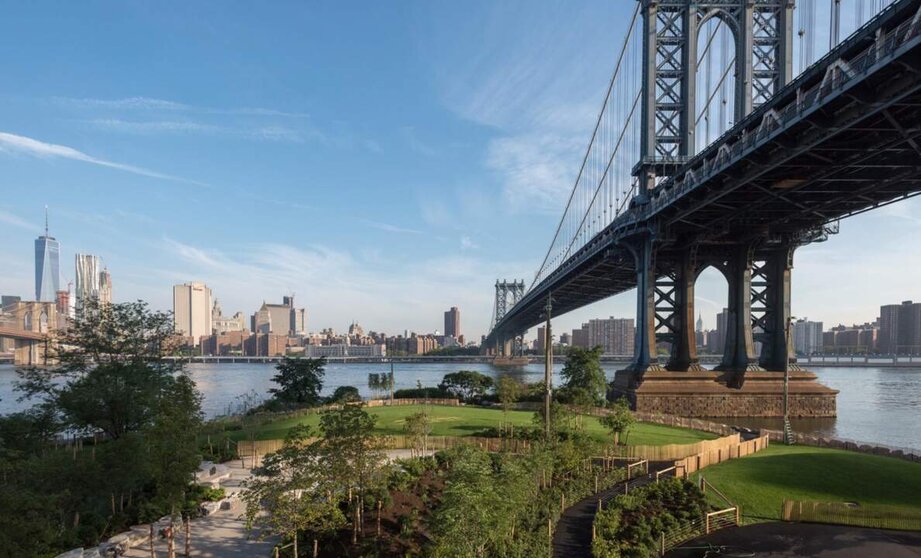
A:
552,462,673,558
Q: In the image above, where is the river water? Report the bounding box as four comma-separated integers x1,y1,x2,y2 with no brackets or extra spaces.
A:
1,363,918,452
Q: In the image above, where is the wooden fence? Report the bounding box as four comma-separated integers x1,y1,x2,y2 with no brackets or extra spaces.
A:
610,433,742,461
673,435,769,475
236,435,531,458
782,500,921,531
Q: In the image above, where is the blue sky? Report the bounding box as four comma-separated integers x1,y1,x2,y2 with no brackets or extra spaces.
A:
1,1,919,341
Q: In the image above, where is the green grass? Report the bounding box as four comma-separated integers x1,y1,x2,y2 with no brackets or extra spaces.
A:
226,404,717,446
691,444,921,522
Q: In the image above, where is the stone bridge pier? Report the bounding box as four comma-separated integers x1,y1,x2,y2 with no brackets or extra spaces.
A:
613,234,837,418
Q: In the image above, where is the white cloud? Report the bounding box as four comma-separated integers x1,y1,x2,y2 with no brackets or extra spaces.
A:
52,96,309,118
362,220,423,235
0,131,206,186
460,235,479,250
486,133,582,213
85,119,304,143
0,209,39,232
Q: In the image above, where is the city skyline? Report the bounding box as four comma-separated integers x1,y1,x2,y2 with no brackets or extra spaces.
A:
1,2,920,340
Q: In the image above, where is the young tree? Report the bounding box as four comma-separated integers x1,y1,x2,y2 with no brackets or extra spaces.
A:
403,411,431,458
495,375,523,420
599,397,635,446
146,374,204,558
269,357,326,407
243,426,345,557
438,371,494,402
314,406,387,541
559,346,607,424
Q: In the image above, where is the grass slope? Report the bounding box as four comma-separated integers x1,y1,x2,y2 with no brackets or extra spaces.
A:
230,404,717,446
691,445,921,521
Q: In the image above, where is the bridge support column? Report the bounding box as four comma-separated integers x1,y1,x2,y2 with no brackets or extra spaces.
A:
756,246,798,372
621,235,663,386
665,251,704,372
716,245,763,387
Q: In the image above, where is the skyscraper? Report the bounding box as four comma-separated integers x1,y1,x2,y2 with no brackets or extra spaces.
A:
444,306,460,338
34,208,60,302
173,282,213,345
75,254,102,311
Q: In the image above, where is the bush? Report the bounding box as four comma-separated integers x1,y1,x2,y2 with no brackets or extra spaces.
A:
393,387,450,399
592,478,707,558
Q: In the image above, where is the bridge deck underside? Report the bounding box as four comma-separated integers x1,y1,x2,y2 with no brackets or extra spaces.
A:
490,18,921,341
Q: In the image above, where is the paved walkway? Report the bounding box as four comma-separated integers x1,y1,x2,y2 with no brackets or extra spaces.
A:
667,523,921,557
552,462,672,557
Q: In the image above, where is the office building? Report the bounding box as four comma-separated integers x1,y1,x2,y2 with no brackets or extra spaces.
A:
173,282,213,345
792,319,823,356
444,306,460,338
536,326,546,353
34,210,60,302
252,296,307,336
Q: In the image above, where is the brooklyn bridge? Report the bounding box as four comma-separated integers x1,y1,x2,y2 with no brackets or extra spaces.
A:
486,0,921,417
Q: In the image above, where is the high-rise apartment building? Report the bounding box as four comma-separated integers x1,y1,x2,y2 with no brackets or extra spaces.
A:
173,282,213,345
570,317,634,355
878,301,921,355
34,210,60,302
75,254,112,312
444,306,460,338
536,326,546,353
792,319,824,355
708,308,729,355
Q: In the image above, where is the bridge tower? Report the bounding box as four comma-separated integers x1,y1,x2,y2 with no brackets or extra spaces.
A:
492,280,525,356
623,0,797,389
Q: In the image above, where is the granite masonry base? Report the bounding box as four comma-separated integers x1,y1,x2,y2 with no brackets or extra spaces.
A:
611,369,838,417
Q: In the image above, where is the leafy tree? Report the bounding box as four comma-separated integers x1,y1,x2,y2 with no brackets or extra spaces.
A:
403,411,431,458
146,374,204,553
269,357,326,407
559,346,607,426
495,375,523,419
315,406,388,542
17,299,181,439
599,397,635,446
243,426,345,557
439,370,494,402
330,385,361,403
367,372,393,401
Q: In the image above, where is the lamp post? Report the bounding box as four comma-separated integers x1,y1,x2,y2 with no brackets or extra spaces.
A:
784,316,794,445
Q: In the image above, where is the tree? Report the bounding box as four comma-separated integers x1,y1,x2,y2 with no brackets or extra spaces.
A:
495,376,523,420
314,406,387,542
17,299,182,440
243,426,345,557
559,346,607,422
366,372,393,401
599,397,635,446
403,411,431,458
269,357,326,407
439,371,494,402
146,374,204,557
330,386,361,404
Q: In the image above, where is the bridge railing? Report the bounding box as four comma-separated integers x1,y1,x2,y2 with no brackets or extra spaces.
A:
649,2,921,217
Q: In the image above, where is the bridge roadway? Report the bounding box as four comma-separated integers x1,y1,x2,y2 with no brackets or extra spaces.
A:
488,0,921,349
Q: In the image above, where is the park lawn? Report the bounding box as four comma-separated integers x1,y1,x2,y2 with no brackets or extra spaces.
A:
228,404,717,446
690,444,921,522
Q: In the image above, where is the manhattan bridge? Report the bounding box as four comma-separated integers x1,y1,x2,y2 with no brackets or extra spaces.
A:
485,0,921,415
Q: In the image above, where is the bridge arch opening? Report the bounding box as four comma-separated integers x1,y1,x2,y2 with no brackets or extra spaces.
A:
23,311,32,331
695,14,737,154
694,265,729,364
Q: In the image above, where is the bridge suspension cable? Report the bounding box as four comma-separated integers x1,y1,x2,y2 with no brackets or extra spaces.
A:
531,3,641,290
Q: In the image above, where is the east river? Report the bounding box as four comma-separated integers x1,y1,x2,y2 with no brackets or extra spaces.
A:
1,363,919,452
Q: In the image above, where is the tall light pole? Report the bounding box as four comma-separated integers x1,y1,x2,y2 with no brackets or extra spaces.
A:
544,294,553,438
784,315,795,445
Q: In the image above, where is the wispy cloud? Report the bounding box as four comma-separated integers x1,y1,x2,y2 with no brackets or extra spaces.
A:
52,96,309,118
400,126,438,157
0,209,39,232
362,219,423,235
460,235,479,250
486,133,582,213
0,131,206,186
85,119,304,143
